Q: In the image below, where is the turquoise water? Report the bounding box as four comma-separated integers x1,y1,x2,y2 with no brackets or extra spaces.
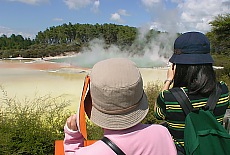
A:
49,53,167,68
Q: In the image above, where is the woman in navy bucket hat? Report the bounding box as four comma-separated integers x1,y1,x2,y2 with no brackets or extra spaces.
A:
154,32,230,154
169,32,214,64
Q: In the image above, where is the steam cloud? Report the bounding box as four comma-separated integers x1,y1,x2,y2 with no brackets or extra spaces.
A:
61,30,177,68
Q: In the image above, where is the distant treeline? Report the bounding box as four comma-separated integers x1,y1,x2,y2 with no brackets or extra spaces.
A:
0,13,229,59
0,23,163,58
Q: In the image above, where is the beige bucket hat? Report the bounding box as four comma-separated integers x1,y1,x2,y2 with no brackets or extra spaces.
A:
89,58,149,130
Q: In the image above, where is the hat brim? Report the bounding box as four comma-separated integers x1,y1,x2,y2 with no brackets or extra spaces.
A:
169,53,214,64
89,92,149,130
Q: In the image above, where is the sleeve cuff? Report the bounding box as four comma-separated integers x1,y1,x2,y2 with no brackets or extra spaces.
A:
65,123,79,133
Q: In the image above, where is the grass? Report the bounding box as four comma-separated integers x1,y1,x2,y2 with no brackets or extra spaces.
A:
0,86,71,155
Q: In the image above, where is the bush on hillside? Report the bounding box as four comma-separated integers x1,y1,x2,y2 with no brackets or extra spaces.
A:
0,86,71,155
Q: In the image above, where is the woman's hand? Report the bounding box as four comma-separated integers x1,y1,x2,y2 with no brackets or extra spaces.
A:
162,64,175,91
166,64,175,81
66,115,78,131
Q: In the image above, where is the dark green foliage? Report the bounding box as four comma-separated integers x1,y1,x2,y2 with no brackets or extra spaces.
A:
213,55,230,88
86,118,103,140
205,13,230,88
0,87,71,155
142,81,163,124
207,13,230,55
0,34,34,51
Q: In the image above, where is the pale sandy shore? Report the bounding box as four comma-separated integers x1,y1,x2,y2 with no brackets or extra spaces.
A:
0,57,167,111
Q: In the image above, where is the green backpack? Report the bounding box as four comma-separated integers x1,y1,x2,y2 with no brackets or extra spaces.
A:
171,84,230,155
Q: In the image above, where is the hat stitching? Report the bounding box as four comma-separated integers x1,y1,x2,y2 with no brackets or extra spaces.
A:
174,49,182,55
91,91,144,115
91,75,142,90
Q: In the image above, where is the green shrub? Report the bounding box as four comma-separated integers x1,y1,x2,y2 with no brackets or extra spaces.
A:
213,54,230,89
0,86,71,155
0,81,164,154
86,118,103,140
142,81,163,124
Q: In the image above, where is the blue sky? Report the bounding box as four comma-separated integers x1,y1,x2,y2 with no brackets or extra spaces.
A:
0,0,229,39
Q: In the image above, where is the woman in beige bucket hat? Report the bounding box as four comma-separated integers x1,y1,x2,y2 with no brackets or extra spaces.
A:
64,58,177,155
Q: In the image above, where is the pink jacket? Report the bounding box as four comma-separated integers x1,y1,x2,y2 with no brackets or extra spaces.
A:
64,123,177,155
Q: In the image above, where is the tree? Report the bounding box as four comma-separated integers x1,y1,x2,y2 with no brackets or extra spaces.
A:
208,13,230,55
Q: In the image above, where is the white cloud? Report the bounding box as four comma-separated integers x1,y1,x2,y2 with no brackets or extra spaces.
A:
63,0,100,10
110,9,129,23
8,0,49,5
18,32,36,39
110,13,124,23
0,26,13,36
53,18,64,22
142,0,229,33
118,9,130,16
0,26,35,39
170,0,183,3
91,0,100,13
177,0,229,32
141,0,161,8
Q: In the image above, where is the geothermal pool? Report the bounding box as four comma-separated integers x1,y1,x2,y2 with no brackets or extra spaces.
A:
0,59,168,111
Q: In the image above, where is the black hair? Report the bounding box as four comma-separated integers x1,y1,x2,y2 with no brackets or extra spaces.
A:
173,64,216,95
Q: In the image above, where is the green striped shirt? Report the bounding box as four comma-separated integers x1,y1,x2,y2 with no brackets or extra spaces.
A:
155,81,230,147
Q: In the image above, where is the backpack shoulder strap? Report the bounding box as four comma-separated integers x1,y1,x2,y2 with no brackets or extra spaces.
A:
205,83,222,111
170,87,193,115
101,136,126,155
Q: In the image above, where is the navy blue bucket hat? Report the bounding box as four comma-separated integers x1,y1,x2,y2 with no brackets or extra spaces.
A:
169,32,214,64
